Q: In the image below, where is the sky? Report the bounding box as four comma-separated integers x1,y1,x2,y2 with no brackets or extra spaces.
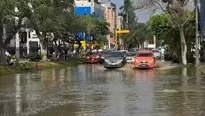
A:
111,0,159,23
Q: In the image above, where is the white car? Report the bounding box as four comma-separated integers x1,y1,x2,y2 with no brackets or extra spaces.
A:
126,52,137,63
152,49,161,59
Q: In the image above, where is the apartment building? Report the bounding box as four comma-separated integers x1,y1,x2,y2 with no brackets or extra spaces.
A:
74,0,104,19
100,0,116,49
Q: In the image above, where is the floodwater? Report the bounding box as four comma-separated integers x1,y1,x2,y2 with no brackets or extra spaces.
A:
0,64,205,116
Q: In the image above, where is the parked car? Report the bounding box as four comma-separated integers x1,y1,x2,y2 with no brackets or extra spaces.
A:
152,49,161,59
103,51,126,68
86,52,101,63
126,52,137,63
133,50,156,69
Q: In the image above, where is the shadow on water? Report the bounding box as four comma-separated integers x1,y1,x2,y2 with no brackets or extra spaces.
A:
0,64,205,116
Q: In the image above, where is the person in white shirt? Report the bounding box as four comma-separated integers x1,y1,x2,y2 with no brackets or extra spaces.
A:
161,47,165,61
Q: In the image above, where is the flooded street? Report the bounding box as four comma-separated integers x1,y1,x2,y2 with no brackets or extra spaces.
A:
0,64,205,116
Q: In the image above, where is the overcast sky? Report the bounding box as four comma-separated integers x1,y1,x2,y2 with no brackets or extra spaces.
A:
111,0,161,23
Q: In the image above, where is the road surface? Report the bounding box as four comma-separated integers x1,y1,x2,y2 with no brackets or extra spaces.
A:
0,64,204,116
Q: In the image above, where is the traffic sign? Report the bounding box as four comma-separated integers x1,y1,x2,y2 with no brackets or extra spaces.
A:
116,30,130,34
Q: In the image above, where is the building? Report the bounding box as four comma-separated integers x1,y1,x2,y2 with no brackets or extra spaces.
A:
116,15,124,49
116,15,123,30
200,0,205,36
8,29,42,57
74,0,104,19
200,0,205,62
100,0,116,49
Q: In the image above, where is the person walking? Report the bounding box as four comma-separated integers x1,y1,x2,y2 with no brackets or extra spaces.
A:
161,47,165,61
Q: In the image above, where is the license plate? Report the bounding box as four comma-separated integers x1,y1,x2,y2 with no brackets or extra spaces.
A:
142,64,146,66
92,59,95,60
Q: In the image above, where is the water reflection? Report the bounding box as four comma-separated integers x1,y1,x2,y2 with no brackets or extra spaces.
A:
135,69,156,81
0,65,204,115
15,74,22,116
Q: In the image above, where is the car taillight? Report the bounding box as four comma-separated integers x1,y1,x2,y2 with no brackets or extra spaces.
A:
96,56,100,58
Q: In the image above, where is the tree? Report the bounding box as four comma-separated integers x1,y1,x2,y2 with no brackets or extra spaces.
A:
138,0,195,65
0,0,26,64
21,0,78,60
149,13,196,63
79,16,109,49
119,0,137,30
149,14,181,61
122,23,152,49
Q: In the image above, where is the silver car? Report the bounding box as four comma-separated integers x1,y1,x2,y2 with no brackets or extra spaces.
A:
126,52,137,63
103,51,126,68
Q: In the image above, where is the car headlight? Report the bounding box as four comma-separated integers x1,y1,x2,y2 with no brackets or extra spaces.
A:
104,59,110,63
116,59,123,64
149,59,154,63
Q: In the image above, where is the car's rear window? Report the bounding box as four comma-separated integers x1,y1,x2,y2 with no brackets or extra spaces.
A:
137,53,153,57
127,52,136,56
107,52,123,57
88,52,99,55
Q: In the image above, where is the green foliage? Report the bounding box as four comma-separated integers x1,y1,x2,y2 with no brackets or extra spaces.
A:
23,0,109,44
0,62,32,75
120,0,137,30
149,14,172,39
79,16,109,42
0,0,16,21
149,13,196,63
122,23,152,49
27,53,42,62
17,62,33,70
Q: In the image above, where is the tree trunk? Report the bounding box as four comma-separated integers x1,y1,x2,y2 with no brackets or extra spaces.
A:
0,24,6,64
53,41,58,61
41,32,48,61
179,27,187,65
0,41,6,65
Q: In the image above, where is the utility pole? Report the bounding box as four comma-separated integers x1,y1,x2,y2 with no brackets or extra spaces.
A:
195,0,200,66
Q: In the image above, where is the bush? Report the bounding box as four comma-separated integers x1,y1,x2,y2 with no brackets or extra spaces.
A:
17,63,33,70
27,53,42,62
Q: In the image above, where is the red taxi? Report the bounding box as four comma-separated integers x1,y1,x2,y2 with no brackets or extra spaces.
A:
134,50,156,69
86,52,101,63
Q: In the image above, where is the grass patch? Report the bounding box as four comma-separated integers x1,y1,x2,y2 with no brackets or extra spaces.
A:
0,61,84,76
0,62,33,75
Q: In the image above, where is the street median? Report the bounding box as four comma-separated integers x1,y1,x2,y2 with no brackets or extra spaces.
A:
0,61,85,76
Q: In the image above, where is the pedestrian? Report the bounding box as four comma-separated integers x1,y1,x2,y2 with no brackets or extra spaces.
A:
161,47,165,61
